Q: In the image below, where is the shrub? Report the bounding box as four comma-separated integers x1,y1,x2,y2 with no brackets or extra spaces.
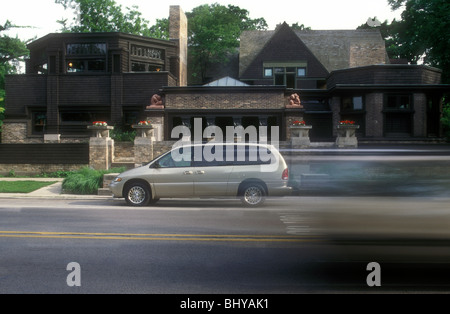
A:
36,170,74,178
110,127,136,142
441,99,450,141
62,167,125,194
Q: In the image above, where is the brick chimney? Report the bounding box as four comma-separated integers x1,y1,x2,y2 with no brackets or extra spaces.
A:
169,5,188,86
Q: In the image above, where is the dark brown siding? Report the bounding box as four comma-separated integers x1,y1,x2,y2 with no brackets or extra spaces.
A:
122,73,174,107
327,65,442,88
0,144,89,164
5,75,47,117
59,75,111,106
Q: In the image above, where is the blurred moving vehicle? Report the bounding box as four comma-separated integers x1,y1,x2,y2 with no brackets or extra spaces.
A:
109,143,291,207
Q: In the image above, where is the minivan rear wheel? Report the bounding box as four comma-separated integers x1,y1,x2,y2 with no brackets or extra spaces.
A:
240,183,266,207
125,182,151,206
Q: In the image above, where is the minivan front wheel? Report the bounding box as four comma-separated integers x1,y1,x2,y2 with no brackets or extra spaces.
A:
125,182,151,206
240,183,266,207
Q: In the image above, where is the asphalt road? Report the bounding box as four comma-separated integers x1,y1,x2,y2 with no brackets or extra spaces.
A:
0,196,450,295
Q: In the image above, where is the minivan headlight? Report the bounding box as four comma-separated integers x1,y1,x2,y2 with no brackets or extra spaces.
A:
113,177,123,183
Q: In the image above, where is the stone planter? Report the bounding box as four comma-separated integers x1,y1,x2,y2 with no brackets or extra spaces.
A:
132,125,154,138
87,125,114,138
289,125,312,147
336,125,359,148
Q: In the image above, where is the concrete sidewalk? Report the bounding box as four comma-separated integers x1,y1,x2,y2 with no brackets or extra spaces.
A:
0,178,111,200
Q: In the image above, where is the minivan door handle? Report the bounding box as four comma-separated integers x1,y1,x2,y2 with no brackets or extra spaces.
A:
184,171,194,175
196,170,205,175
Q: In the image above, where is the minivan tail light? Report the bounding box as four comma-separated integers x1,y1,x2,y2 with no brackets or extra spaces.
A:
282,168,289,180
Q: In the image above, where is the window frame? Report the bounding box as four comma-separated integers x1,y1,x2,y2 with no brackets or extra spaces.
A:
65,42,108,73
263,62,308,88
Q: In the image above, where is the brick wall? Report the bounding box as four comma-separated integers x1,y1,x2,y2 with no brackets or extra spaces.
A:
413,93,427,137
169,5,188,86
349,42,387,68
114,142,135,159
165,90,285,110
365,93,384,138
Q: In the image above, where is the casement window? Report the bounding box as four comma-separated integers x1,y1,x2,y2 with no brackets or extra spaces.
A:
32,110,47,134
130,44,164,72
342,96,364,111
59,109,110,135
384,94,413,137
66,43,107,73
263,62,307,88
386,94,412,110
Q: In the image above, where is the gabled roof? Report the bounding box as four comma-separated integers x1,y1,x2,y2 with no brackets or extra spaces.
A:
240,22,329,79
239,25,388,76
204,76,249,87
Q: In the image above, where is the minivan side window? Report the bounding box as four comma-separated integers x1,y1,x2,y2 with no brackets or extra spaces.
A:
186,144,274,167
193,144,229,167
158,150,191,168
234,146,272,166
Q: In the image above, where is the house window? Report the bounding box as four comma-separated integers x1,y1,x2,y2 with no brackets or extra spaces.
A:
263,62,308,88
387,95,411,109
59,109,110,135
67,43,107,55
35,63,48,75
342,96,364,111
264,68,273,77
297,67,306,77
67,59,106,72
384,94,413,137
66,43,107,73
273,67,296,88
32,111,47,134
131,62,162,72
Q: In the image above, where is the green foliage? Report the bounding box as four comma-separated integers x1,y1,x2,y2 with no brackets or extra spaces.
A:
110,127,136,142
290,23,311,31
0,102,4,136
441,97,450,140
35,170,74,178
148,18,169,40
0,21,30,137
385,0,450,83
62,166,125,194
55,0,153,36
186,3,268,83
0,181,58,193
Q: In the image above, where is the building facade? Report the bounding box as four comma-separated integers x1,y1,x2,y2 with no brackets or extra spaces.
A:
2,6,187,144
2,16,449,145
150,22,448,142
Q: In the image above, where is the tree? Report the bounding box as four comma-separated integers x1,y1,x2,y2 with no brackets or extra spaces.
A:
0,21,30,138
55,0,153,36
291,23,311,31
186,4,268,83
357,18,409,64
148,18,169,40
386,0,450,83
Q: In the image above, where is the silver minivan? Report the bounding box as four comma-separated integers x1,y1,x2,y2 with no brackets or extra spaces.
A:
109,143,291,207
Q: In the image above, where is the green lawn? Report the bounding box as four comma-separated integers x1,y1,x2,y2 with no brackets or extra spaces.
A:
0,181,58,193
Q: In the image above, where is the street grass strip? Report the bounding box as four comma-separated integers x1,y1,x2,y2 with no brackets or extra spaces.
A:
0,181,58,193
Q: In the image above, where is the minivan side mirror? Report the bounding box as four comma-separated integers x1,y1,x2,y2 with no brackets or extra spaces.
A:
150,161,161,169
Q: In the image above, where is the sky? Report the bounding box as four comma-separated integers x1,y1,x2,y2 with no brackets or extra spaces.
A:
1,0,403,41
